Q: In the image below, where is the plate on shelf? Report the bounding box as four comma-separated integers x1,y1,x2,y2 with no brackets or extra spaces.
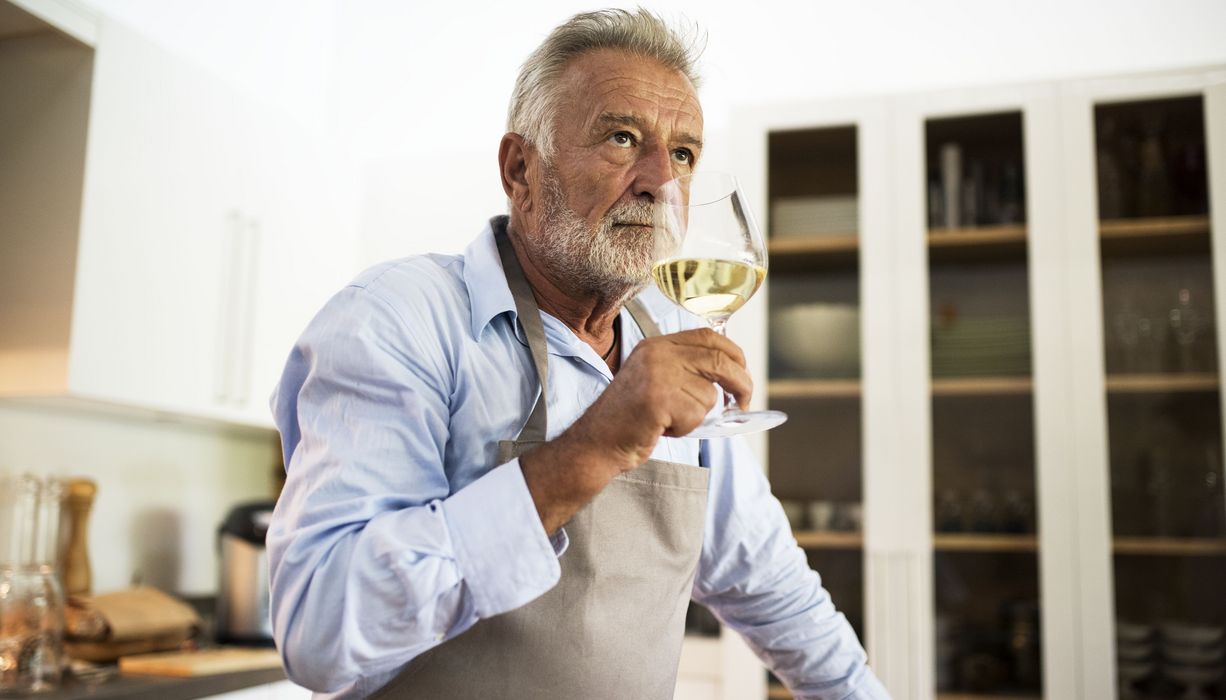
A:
771,196,859,238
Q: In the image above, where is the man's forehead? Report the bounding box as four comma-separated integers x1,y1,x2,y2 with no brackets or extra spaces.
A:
558,49,702,122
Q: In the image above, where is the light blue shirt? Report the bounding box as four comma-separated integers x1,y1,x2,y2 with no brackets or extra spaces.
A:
268,220,888,699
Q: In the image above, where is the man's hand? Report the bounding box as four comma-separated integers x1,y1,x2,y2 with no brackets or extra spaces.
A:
519,327,751,534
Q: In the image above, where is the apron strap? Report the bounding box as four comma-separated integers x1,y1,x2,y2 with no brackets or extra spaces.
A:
494,218,551,444
624,297,662,339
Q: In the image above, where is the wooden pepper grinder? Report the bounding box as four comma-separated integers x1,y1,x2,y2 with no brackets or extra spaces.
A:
61,478,97,596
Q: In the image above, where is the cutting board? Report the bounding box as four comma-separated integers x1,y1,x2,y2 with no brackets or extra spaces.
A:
118,647,283,677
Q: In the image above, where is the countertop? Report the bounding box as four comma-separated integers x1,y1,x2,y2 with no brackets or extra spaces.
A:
32,595,289,700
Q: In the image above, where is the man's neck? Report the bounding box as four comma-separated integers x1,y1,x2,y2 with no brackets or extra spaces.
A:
506,225,624,345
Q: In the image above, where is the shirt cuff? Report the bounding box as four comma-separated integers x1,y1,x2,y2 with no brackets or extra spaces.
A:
442,459,562,618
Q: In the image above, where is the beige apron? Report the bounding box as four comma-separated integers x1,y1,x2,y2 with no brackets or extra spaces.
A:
370,220,710,699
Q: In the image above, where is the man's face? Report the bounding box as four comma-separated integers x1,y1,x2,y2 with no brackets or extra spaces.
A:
528,48,704,298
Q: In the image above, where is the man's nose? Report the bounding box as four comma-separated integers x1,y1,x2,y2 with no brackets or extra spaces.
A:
631,145,675,200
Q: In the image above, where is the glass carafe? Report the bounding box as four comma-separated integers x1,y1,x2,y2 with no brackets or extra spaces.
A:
0,474,66,694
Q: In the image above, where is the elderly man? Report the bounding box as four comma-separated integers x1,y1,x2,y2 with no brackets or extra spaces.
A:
268,9,888,700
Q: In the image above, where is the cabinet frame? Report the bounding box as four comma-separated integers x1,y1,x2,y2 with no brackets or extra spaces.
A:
1056,65,1226,700
734,65,1226,700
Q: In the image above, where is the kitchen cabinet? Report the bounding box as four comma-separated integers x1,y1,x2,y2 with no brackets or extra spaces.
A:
0,1,352,428
730,65,1226,699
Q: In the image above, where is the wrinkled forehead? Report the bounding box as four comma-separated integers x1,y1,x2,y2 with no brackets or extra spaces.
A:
553,49,703,137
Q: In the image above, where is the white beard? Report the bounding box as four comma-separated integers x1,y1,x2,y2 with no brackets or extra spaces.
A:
534,166,656,303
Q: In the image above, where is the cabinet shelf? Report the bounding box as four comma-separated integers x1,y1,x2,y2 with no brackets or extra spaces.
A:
769,234,859,272
794,531,863,549
767,683,792,699
1113,537,1226,556
937,694,1040,700
769,379,861,399
1099,215,1211,257
921,374,1215,396
1105,373,1218,393
934,534,1038,552
927,225,1028,263
931,377,1032,396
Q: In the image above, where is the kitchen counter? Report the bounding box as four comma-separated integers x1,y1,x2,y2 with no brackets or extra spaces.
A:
35,595,292,700
38,666,288,700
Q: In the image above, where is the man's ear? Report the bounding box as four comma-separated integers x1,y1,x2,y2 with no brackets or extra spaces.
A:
499,132,534,214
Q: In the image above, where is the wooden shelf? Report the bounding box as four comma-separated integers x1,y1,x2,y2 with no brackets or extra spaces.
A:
794,531,863,549
928,225,1028,264
1105,373,1218,393
1113,537,1226,556
938,694,1040,700
930,535,1226,555
767,683,792,699
1100,215,1211,257
932,376,1032,396
934,534,1038,553
769,233,858,272
769,379,861,399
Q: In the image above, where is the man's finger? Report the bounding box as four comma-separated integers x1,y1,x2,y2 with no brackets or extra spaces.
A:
665,328,747,368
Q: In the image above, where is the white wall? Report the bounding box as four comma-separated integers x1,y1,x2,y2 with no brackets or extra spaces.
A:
0,401,279,595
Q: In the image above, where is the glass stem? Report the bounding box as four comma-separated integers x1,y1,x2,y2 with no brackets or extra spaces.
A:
708,317,738,412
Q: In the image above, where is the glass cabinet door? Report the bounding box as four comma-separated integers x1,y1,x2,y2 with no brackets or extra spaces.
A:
1094,94,1226,700
925,111,1044,699
763,125,864,699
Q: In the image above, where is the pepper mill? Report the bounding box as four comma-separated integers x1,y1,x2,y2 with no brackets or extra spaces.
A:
61,478,97,596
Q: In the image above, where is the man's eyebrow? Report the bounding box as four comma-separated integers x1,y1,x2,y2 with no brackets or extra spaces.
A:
593,113,704,150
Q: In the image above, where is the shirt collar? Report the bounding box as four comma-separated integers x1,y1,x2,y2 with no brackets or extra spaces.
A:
463,216,517,340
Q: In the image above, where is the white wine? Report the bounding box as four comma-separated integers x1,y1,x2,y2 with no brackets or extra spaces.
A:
651,258,766,320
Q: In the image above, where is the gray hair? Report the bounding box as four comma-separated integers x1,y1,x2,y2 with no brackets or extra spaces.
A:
507,8,704,159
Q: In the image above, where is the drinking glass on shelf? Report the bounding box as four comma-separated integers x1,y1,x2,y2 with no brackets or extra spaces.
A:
1169,287,1201,373
1112,304,1141,373
653,171,787,437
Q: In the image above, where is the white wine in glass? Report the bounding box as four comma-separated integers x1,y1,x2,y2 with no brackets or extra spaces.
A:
651,258,766,319
652,171,786,437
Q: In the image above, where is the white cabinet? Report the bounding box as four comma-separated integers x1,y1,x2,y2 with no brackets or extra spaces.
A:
0,3,353,428
674,634,764,700
66,17,245,420
731,65,1226,700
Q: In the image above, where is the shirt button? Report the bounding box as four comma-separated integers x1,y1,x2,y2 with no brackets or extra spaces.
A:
435,633,445,642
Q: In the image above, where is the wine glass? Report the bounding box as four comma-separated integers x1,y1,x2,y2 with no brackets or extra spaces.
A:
1169,286,1201,373
652,171,787,437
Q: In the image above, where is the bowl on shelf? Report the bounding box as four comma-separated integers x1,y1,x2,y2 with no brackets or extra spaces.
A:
1161,622,1224,647
1117,621,1156,644
1164,643,1224,666
769,303,860,377
1116,640,1157,662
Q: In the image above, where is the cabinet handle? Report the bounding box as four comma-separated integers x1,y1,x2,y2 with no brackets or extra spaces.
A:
214,210,243,404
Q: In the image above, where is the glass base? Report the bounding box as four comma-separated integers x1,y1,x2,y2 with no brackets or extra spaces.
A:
687,409,788,438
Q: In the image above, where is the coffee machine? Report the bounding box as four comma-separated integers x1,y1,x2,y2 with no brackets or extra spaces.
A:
215,501,276,645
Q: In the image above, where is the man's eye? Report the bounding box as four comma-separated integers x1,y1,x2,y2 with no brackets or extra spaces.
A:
610,132,635,147
673,149,693,164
